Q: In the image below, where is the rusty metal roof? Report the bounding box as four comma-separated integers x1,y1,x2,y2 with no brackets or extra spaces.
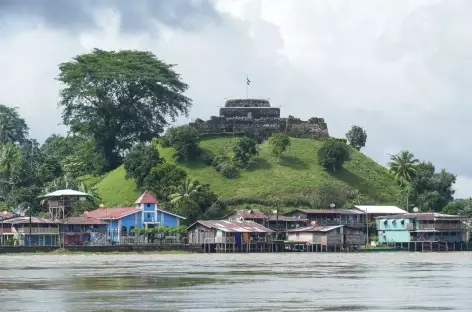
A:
288,209,363,215
189,220,274,233
228,210,266,220
265,215,308,222
6,217,59,225
375,213,469,221
287,225,344,233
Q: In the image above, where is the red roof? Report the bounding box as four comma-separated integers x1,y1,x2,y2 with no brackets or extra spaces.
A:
62,216,107,225
135,192,158,204
85,208,139,220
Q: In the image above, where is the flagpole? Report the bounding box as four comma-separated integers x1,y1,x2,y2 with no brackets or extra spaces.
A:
246,76,249,99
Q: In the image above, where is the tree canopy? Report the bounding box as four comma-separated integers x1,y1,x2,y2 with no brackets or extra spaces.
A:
57,49,192,171
346,125,367,151
124,143,162,188
233,136,259,167
317,138,350,172
0,105,28,145
268,133,291,162
388,150,419,186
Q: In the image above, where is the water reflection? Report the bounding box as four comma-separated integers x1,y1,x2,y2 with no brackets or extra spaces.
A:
0,253,471,311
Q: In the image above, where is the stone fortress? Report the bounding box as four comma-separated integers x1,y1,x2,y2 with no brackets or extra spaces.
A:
189,98,329,140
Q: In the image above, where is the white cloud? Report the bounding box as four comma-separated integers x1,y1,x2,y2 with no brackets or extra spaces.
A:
1,0,472,197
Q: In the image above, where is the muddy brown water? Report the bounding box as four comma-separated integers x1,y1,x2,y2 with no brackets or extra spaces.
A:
0,252,471,311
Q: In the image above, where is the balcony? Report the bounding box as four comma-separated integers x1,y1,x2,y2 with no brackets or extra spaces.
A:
17,227,59,234
311,218,364,228
408,223,466,231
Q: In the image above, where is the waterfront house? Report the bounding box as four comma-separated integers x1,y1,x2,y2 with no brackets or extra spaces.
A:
61,216,108,246
5,217,59,246
286,225,365,248
226,209,307,232
187,220,274,245
285,209,365,228
0,211,14,245
85,192,185,243
376,213,469,249
354,205,407,221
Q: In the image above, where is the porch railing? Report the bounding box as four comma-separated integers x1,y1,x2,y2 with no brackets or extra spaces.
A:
17,227,59,234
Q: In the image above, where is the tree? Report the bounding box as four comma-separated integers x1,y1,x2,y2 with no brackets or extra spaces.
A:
162,126,200,161
268,133,291,162
310,183,348,208
168,177,206,221
317,138,350,172
388,150,419,186
57,49,192,171
0,105,28,145
233,136,259,167
143,163,187,201
346,125,367,151
410,161,456,212
123,143,162,188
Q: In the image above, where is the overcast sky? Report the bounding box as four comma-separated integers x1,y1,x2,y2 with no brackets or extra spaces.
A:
1,0,471,198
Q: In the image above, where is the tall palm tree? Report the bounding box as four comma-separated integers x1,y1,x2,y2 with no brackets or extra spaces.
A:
388,150,419,186
168,177,206,217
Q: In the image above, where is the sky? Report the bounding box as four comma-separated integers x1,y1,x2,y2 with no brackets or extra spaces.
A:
1,0,471,198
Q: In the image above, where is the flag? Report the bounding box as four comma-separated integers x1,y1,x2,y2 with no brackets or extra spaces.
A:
247,77,251,85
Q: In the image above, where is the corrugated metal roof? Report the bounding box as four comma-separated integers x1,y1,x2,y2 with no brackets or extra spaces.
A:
289,209,363,215
6,217,59,225
376,212,468,221
188,220,274,233
228,210,266,220
135,192,159,204
287,225,344,233
355,205,407,214
265,215,308,222
85,208,139,220
62,216,107,225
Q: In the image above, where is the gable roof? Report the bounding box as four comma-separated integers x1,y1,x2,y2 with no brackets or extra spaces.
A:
135,192,158,204
287,225,344,233
187,220,274,233
6,216,59,225
85,208,140,220
375,212,468,221
287,209,363,215
354,205,407,214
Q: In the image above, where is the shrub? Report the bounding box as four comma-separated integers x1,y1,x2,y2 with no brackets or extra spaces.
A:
317,138,350,172
220,162,239,179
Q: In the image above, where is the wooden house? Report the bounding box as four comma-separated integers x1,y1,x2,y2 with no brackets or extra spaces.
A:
286,225,365,250
5,217,60,246
61,216,108,246
285,209,365,228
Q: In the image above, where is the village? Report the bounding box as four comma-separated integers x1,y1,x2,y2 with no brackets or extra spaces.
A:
0,189,469,253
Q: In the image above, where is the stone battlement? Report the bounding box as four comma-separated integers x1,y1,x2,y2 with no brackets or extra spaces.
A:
190,98,329,140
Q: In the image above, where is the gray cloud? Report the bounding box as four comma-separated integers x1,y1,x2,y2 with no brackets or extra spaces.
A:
0,0,221,33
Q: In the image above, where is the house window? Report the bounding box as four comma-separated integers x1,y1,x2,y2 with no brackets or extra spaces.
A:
147,204,151,208
147,213,151,219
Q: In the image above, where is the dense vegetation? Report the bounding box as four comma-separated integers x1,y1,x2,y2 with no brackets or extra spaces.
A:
0,48,468,229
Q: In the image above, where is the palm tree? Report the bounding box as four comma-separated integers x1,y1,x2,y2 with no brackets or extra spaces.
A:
388,150,419,186
168,177,206,217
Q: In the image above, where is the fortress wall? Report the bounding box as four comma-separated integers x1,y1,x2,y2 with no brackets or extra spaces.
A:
219,107,280,118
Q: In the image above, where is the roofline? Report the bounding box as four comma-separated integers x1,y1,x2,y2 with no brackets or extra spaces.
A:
93,209,140,220
187,220,211,231
156,208,186,220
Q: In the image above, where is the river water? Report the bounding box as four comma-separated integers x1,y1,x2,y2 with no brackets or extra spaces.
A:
0,252,471,311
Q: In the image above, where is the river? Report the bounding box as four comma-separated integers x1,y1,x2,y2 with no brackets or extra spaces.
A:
0,252,471,311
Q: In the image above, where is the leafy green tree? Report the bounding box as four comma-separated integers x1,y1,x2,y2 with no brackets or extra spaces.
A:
410,161,456,212
317,138,350,172
268,133,291,162
162,125,200,161
346,125,367,151
310,183,348,208
57,49,192,171
168,177,206,221
0,105,28,145
0,143,21,190
233,136,259,167
143,163,187,201
388,150,419,186
123,143,162,188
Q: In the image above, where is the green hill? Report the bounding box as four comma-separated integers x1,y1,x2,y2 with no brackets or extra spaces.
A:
95,137,402,210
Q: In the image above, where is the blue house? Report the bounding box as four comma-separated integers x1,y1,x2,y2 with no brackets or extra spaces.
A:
85,192,185,242
376,213,468,245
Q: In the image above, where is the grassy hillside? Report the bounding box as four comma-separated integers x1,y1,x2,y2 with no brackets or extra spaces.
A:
95,137,402,209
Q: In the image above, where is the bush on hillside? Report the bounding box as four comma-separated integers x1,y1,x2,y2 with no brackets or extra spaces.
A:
233,136,259,167
162,125,201,161
317,138,350,172
219,162,239,179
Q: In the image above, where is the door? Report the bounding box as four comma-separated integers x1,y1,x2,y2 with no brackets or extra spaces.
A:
234,233,242,245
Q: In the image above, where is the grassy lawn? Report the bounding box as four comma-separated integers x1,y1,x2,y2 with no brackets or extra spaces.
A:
96,137,402,209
